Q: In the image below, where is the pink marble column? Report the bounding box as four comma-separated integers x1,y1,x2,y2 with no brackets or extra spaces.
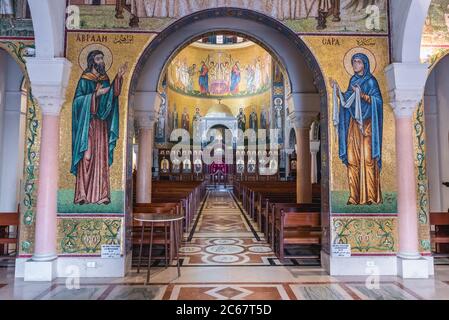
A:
33,114,60,261
296,127,312,203
136,121,154,204
310,141,320,184
395,115,420,259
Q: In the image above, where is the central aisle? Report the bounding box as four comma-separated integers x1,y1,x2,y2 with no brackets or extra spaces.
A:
180,189,276,266
192,190,260,238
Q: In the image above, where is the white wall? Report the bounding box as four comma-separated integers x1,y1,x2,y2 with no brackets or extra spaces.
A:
425,56,449,212
0,50,25,212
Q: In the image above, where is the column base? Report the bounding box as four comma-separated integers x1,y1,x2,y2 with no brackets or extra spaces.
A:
321,250,398,276
397,256,430,279
322,251,434,277
16,255,128,279
24,258,57,281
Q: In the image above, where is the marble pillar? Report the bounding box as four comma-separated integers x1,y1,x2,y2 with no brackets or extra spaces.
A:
23,58,72,281
310,141,320,184
135,112,155,204
386,62,431,278
294,112,316,204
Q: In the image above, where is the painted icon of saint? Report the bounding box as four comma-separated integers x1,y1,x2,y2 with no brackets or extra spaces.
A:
249,106,258,131
199,61,209,94
230,62,241,94
71,49,127,205
236,107,246,132
161,158,170,172
331,52,383,205
260,106,268,129
181,107,190,131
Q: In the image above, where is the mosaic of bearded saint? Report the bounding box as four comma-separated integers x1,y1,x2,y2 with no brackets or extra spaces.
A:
71,48,127,205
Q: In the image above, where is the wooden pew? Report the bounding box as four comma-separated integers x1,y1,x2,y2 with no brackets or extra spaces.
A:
132,179,207,266
275,211,321,261
430,212,449,254
268,203,320,247
133,211,179,267
0,207,20,257
248,183,320,233
134,180,207,231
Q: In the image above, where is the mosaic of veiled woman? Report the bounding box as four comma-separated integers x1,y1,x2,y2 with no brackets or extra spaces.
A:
331,53,383,205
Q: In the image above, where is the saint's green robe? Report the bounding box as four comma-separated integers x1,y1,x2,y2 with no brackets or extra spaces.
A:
71,73,120,176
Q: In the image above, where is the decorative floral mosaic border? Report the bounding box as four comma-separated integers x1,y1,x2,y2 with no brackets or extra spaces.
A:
57,218,122,255
332,216,397,253
414,101,431,252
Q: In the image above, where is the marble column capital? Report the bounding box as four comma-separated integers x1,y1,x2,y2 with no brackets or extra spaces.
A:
25,57,72,116
134,91,162,113
135,111,156,129
291,111,318,129
389,100,420,118
385,62,429,119
310,140,320,153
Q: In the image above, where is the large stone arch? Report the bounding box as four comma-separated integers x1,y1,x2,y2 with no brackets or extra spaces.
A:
130,7,324,113
28,0,66,58
390,0,431,63
0,48,28,213
128,7,331,259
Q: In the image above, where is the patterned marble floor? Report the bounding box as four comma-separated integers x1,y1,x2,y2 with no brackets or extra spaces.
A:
181,190,275,266
131,190,319,267
1,189,449,300
2,269,449,300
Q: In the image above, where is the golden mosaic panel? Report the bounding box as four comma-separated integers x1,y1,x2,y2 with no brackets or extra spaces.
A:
300,35,395,194
59,32,155,192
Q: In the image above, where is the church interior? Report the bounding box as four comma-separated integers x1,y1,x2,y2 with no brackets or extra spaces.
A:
1,0,449,302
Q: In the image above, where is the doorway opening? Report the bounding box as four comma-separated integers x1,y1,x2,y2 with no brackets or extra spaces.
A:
128,8,329,272
424,54,449,265
0,48,28,264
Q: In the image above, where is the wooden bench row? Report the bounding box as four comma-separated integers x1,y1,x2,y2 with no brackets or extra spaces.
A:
233,181,321,261
0,205,20,258
135,180,207,231
430,212,449,254
131,181,207,263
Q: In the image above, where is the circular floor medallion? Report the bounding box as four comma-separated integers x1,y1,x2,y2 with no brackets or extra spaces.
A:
211,255,240,263
247,246,272,253
179,246,202,253
212,239,237,245
205,245,244,255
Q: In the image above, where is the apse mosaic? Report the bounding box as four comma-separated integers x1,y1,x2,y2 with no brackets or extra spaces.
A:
168,42,272,98
67,0,388,34
422,0,449,63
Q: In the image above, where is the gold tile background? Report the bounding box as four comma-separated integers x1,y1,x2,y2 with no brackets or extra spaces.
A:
301,36,396,193
59,33,155,191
